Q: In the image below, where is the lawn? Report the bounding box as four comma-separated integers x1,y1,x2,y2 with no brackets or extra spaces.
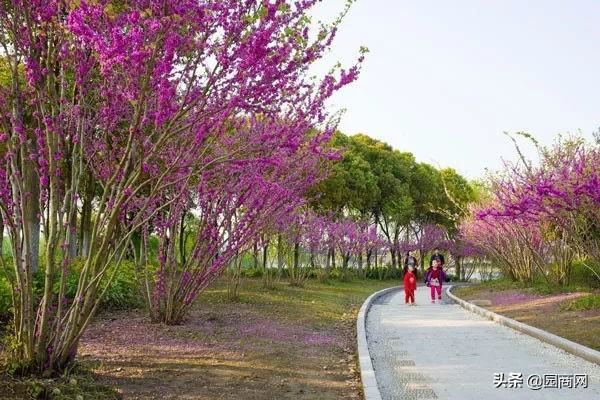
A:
1,278,396,400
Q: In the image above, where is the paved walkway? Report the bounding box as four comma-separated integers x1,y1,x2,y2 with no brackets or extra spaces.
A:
366,286,600,400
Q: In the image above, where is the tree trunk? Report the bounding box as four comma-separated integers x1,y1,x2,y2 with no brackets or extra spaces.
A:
78,185,93,258
331,247,336,268
67,221,77,259
179,212,186,265
23,153,40,274
289,242,305,287
228,256,242,301
253,242,259,269
293,242,300,270
357,251,363,272
277,234,284,274
262,241,269,270
262,240,272,289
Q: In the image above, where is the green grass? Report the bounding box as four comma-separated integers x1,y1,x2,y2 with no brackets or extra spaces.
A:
455,264,599,299
526,281,593,295
560,294,600,311
199,277,395,329
453,277,521,298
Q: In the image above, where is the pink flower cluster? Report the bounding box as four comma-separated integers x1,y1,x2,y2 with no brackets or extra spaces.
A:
460,138,600,283
0,0,364,366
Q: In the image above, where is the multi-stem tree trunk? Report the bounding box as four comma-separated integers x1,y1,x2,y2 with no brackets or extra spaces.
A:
227,255,243,301
1,0,354,376
6,52,37,369
2,48,156,374
289,242,305,287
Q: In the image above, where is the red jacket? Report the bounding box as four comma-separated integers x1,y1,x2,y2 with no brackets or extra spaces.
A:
403,271,417,291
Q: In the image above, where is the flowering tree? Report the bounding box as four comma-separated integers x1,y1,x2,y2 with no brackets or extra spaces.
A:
298,211,330,270
266,208,391,282
147,119,333,323
461,137,600,285
461,210,542,282
445,236,485,281
0,0,362,373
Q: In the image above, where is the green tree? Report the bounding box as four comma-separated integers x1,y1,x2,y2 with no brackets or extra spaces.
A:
309,132,475,275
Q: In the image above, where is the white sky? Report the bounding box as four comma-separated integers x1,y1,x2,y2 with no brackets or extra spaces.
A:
312,0,599,179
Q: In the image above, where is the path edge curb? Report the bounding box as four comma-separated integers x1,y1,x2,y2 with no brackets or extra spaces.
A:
446,286,600,365
357,286,399,400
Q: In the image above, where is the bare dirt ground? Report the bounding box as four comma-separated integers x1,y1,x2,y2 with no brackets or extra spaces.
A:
454,286,600,350
1,279,393,399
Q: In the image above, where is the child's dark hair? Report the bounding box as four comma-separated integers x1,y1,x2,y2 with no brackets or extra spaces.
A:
403,264,418,278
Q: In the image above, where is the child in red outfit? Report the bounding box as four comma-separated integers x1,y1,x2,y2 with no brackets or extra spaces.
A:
403,264,417,305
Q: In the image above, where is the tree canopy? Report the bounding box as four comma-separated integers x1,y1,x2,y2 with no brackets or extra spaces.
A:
311,132,476,268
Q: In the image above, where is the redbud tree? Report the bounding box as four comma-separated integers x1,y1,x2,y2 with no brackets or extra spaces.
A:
461,137,600,284
0,0,362,374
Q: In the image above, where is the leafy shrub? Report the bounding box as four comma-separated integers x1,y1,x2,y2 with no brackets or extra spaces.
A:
241,266,263,278
0,274,12,319
570,260,600,289
99,261,143,309
0,259,143,320
363,265,402,280
44,259,142,309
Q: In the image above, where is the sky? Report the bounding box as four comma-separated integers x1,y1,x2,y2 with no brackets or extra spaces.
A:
311,0,600,179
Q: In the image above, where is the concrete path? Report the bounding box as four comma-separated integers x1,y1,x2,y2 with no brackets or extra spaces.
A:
366,287,600,400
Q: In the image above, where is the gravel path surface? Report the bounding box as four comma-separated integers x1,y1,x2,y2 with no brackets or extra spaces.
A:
366,286,600,400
